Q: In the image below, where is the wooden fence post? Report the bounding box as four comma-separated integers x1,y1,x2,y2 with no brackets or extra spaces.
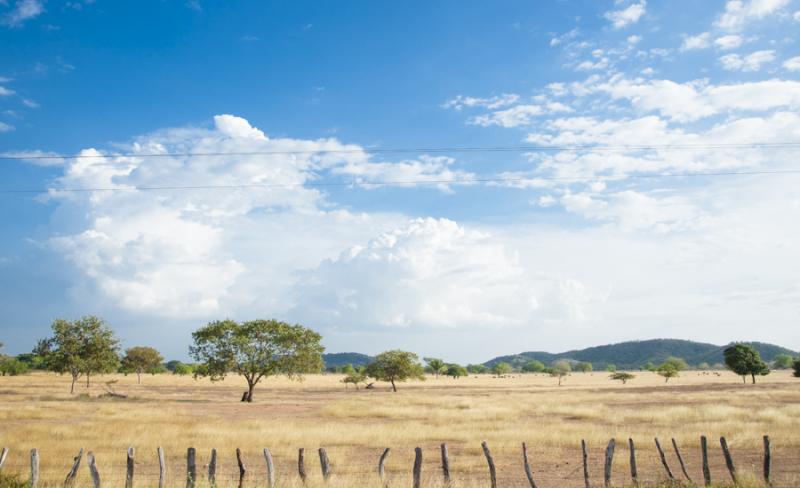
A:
378,448,390,485
720,437,737,484
604,438,615,487
654,438,675,480
157,447,166,488
298,448,307,483
236,448,247,488
263,448,275,488
581,440,590,488
628,439,638,488
319,448,331,481
64,448,83,488
700,436,711,487
521,442,538,488
186,448,196,488
481,441,497,488
125,447,135,488
413,447,422,488
87,451,101,488
208,449,217,487
29,448,39,488
671,438,692,482
440,443,450,484
0,448,8,471
763,435,771,485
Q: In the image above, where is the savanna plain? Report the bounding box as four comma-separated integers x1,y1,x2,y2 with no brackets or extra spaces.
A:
1,371,798,488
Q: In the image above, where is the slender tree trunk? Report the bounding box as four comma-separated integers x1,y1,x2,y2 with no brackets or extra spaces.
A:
247,381,255,402
71,374,77,394
390,379,397,392
86,373,90,388
137,372,142,384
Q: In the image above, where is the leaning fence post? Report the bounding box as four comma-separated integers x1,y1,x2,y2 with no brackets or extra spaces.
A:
604,438,615,487
440,444,450,484
157,447,166,488
720,436,737,484
654,438,675,480
208,449,217,486
87,451,101,488
628,439,638,488
671,439,692,482
701,436,711,486
521,442,538,488
186,448,196,488
0,448,8,471
263,448,275,488
481,441,497,488
581,440,590,488
64,448,83,488
763,435,771,485
319,448,331,481
236,448,247,488
378,448,391,485
298,448,307,483
413,447,422,488
125,447,135,488
29,448,39,488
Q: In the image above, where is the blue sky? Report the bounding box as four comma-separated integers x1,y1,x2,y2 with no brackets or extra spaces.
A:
1,0,799,362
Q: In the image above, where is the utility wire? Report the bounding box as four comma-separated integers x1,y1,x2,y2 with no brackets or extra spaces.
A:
2,169,800,195
2,142,800,161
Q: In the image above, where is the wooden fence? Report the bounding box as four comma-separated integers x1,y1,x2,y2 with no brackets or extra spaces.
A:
0,435,776,487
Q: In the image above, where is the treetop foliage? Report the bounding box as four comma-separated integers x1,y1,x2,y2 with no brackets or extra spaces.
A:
724,343,770,384
365,350,425,391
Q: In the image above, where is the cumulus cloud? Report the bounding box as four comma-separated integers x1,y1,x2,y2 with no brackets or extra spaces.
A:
720,50,775,71
2,0,44,27
681,33,711,51
0,121,14,132
783,56,800,71
604,1,646,29
714,34,743,50
715,0,790,31
442,93,519,111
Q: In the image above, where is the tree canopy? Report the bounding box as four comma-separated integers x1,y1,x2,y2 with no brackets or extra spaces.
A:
610,372,635,384
365,350,425,392
549,360,571,386
190,319,324,402
521,360,546,373
773,353,793,369
657,363,679,383
424,357,446,378
492,362,513,376
724,344,770,384
445,363,468,379
575,362,593,373
121,346,164,383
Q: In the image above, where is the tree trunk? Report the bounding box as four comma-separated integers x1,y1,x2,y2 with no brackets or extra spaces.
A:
390,379,397,392
86,373,90,388
751,373,756,384
71,374,77,394
137,372,142,384
247,381,255,402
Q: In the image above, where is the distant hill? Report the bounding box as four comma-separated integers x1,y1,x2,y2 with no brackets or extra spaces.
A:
483,339,797,370
323,352,373,368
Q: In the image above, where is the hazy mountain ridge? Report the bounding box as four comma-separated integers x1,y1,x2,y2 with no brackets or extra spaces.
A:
322,352,374,368
482,339,797,370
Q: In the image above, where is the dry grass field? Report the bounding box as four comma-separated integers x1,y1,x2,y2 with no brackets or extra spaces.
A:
1,370,799,487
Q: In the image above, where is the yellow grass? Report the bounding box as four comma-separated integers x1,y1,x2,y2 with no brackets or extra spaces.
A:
0,370,798,487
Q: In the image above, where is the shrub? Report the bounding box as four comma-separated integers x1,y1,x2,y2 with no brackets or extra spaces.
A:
0,357,28,376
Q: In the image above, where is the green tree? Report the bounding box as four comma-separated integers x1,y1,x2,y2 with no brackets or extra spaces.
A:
0,357,28,376
165,360,184,372
173,363,193,376
773,354,793,369
605,364,617,372
445,363,468,379
644,362,656,372
664,356,688,371
467,364,488,374
550,360,571,386
341,363,356,375
610,372,635,384
724,344,770,384
424,357,446,378
365,350,425,392
521,360,546,373
190,319,324,402
492,362,513,376
657,363,679,383
37,316,120,393
697,362,711,371
793,358,800,378
575,362,593,373
342,366,367,390
121,346,164,384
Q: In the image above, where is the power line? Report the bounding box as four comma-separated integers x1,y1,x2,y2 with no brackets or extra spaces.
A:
2,141,800,161
2,169,800,195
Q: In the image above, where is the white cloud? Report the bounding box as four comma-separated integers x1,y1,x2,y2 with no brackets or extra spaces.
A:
604,1,647,29
2,0,44,27
0,121,14,132
0,86,15,96
442,94,519,111
715,0,790,31
469,102,572,128
720,50,775,71
783,56,800,71
681,32,711,51
627,35,642,44
714,34,743,50
576,57,610,71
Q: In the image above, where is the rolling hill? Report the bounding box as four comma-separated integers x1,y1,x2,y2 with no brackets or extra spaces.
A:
322,352,374,368
482,339,797,370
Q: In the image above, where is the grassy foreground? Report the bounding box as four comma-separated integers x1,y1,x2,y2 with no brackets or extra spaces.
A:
0,370,798,487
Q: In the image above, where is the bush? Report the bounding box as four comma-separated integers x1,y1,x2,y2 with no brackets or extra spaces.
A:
0,357,28,376
173,363,194,375
521,360,545,373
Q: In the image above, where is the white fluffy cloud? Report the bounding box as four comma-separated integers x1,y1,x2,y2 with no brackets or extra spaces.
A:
2,0,44,27
783,56,800,71
714,34,743,50
681,33,711,51
604,1,646,29
442,94,519,111
720,50,775,71
715,0,790,31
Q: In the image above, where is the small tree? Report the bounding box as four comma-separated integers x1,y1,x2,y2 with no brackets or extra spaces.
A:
0,357,28,376
610,372,635,384
173,363,193,375
342,366,367,390
445,363,468,379
664,356,688,372
723,344,770,384
467,364,488,374
644,362,656,372
793,358,800,378
190,319,324,402
697,362,710,371
365,350,425,392
424,357,446,378
575,362,593,373
121,346,164,384
605,364,617,372
773,354,793,369
657,363,679,383
37,316,120,393
521,360,546,373
492,362,513,376
550,360,571,386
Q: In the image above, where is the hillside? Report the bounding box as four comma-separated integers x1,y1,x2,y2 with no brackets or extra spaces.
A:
322,352,374,368
483,339,797,370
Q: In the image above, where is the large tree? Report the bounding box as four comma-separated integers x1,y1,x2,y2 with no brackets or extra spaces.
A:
122,346,164,384
365,350,425,392
724,344,770,384
190,319,324,402
37,316,120,393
